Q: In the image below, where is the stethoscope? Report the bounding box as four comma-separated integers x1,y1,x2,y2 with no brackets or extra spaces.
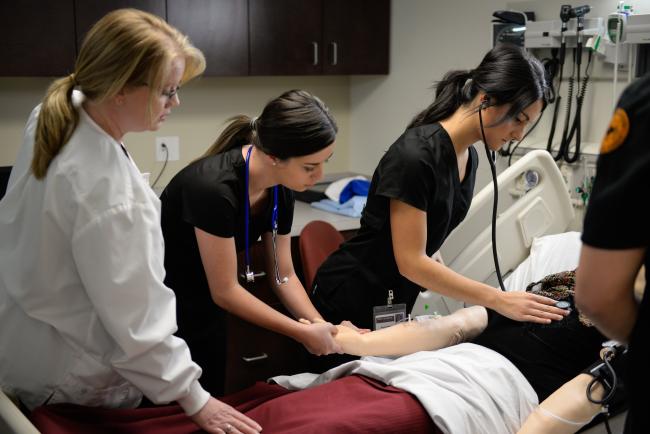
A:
243,145,289,285
479,102,567,311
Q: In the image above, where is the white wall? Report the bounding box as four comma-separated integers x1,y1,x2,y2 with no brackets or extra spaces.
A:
0,76,351,187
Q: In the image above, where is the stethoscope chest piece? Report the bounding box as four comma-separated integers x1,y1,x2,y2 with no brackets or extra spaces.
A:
555,300,571,310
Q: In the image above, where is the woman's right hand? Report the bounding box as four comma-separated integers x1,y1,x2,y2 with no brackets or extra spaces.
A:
190,397,262,434
297,321,342,355
495,291,569,324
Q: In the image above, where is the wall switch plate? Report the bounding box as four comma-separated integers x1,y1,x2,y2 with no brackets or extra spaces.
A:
155,136,179,162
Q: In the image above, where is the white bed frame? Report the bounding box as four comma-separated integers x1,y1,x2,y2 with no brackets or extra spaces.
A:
412,149,574,316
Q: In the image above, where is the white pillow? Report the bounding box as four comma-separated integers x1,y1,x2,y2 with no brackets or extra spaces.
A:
504,232,582,292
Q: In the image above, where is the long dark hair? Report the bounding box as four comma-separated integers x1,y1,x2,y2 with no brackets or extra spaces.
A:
408,44,550,129
204,89,338,159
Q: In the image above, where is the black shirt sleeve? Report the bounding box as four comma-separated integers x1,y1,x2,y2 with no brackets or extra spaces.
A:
180,172,239,239
374,132,437,212
582,77,650,249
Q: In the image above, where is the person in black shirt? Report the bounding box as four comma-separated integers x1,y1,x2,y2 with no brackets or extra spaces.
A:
575,73,650,434
160,90,342,396
312,45,568,330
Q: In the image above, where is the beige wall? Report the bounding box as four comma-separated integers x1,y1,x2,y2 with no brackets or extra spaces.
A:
0,76,351,187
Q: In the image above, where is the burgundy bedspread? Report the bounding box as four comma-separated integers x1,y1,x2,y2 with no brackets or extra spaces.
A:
30,375,439,434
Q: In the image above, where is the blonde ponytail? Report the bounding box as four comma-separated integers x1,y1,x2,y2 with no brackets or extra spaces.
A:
31,75,79,179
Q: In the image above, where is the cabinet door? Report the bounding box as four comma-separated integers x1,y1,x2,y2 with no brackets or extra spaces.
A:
75,1,166,50
0,0,76,76
168,0,248,76
249,0,322,75
323,0,390,75
225,311,307,394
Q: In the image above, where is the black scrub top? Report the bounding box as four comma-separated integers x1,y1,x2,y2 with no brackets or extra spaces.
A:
581,73,650,434
159,146,294,394
313,123,478,329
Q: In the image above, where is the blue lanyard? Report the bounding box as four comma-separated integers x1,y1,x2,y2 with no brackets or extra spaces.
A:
244,146,279,282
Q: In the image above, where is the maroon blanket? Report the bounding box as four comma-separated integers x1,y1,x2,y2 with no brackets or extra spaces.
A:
31,375,439,434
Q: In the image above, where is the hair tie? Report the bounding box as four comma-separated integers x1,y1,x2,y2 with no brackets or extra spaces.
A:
250,116,258,131
69,73,77,86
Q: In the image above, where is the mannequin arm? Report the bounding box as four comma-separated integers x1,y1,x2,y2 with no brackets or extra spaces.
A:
335,306,487,356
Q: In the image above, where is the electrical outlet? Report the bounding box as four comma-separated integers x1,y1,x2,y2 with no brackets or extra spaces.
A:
155,136,179,162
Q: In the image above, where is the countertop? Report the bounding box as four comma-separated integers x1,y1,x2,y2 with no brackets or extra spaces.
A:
290,200,361,237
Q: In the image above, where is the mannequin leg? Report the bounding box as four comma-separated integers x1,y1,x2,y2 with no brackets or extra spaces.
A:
335,306,488,357
518,374,604,434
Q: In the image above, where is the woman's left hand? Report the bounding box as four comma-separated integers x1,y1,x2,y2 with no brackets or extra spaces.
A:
496,291,569,324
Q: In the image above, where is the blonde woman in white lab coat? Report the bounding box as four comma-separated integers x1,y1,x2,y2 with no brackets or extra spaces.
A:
0,9,260,434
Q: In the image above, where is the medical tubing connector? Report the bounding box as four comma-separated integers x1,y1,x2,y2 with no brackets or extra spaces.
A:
478,107,507,292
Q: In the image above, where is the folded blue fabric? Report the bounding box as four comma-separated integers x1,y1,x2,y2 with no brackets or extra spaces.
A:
310,195,367,218
338,179,370,204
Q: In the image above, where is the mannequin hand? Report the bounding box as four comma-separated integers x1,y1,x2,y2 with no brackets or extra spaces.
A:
495,291,569,324
297,321,342,355
339,320,371,334
190,397,262,434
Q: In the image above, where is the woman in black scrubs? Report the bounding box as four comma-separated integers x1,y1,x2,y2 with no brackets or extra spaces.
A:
312,45,568,331
160,90,342,396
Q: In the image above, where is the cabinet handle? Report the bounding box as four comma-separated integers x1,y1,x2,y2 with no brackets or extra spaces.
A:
242,353,269,363
312,41,319,66
330,42,338,66
239,271,266,280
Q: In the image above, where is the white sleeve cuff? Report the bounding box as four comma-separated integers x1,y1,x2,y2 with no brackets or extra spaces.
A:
176,381,210,416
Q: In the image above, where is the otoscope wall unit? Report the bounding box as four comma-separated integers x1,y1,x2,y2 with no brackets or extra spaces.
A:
525,18,603,48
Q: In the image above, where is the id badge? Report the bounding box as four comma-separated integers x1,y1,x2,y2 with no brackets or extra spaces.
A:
372,303,407,330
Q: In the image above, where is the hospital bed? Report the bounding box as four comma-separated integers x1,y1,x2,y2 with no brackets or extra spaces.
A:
1,150,625,433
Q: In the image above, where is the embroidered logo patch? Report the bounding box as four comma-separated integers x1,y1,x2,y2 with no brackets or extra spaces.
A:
600,108,629,154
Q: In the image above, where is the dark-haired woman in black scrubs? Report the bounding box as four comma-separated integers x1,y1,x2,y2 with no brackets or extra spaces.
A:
312,45,569,331
161,90,343,396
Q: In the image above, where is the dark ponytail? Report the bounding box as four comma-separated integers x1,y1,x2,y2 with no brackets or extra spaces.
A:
408,44,550,129
204,89,338,160
203,115,254,157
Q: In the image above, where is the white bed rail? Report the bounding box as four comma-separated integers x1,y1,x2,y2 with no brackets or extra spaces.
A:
0,389,39,434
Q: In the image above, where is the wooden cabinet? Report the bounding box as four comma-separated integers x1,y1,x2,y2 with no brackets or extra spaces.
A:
322,0,390,75
167,0,248,76
3,1,388,77
250,0,390,75
74,1,166,50
249,0,322,75
1,0,76,76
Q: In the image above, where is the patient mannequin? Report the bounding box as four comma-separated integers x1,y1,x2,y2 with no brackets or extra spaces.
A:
302,270,625,434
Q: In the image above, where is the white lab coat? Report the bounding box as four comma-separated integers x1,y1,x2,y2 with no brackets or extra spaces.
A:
0,92,209,415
